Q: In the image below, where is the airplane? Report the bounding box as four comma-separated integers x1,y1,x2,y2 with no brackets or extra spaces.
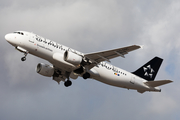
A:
5,31,172,93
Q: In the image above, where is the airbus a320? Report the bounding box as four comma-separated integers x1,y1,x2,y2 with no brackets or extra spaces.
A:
5,31,172,93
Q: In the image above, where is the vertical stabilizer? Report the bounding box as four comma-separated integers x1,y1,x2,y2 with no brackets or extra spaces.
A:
132,57,163,81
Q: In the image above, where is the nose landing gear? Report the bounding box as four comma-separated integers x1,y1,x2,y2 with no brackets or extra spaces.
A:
21,57,26,61
21,52,28,61
15,46,28,61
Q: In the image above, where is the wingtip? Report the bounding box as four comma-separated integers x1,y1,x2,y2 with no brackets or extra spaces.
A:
134,45,144,49
139,45,144,49
167,80,173,83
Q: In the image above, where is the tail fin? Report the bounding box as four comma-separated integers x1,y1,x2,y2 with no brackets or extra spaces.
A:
132,57,163,81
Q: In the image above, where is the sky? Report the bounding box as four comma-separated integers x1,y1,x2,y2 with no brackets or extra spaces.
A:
0,0,180,120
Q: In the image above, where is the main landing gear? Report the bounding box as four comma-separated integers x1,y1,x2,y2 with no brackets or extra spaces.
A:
53,71,73,87
83,72,90,79
64,80,72,87
64,72,90,87
21,52,28,61
64,72,72,87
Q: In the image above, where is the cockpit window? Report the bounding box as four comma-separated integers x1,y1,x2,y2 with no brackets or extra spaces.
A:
14,32,24,35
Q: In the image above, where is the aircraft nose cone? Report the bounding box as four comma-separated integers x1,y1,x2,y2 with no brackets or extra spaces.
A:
5,34,12,42
5,33,16,46
5,34,9,41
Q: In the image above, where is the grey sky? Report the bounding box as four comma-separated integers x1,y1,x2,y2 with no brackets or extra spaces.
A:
0,0,180,120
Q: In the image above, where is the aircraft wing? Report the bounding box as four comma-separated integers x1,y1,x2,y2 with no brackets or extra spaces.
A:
85,45,141,64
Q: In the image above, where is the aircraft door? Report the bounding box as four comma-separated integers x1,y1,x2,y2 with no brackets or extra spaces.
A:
130,75,135,84
28,34,38,51
29,34,34,43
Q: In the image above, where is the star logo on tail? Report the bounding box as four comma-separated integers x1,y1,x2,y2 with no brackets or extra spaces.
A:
143,65,154,78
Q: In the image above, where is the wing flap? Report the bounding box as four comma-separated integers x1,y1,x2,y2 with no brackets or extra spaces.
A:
144,80,173,87
137,90,146,93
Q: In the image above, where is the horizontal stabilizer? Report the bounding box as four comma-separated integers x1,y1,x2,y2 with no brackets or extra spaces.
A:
144,80,173,87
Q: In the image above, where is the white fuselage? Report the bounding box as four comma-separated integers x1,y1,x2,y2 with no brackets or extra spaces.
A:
5,31,161,92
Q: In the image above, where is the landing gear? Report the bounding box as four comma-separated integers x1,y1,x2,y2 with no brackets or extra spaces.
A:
63,72,72,87
53,71,73,87
21,52,28,61
64,80,72,87
83,72,90,79
53,70,61,77
21,57,26,61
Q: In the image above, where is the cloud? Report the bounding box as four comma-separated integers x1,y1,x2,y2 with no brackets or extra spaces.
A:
148,93,177,114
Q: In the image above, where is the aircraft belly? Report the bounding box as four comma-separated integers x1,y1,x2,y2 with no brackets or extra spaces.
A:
25,45,52,61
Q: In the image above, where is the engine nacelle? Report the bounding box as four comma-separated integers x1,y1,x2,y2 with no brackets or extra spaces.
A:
36,63,54,77
64,51,83,65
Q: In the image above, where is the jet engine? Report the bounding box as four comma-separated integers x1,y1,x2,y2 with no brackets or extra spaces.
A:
36,63,54,77
64,51,83,65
